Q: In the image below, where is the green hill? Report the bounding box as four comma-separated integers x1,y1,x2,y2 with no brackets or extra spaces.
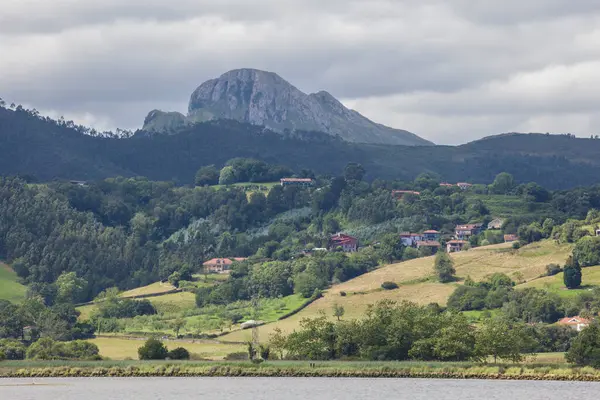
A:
518,265,600,298
4,105,600,188
0,263,26,303
221,240,572,342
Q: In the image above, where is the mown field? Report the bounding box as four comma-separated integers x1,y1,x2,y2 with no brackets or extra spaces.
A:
222,240,572,342
88,337,245,360
0,263,26,303
518,265,600,297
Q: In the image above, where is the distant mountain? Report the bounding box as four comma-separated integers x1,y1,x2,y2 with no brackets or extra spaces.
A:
142,68,432,146
3,104,600,189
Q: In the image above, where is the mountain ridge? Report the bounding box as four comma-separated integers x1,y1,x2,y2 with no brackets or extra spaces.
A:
143,68,433,146
2,104,600,189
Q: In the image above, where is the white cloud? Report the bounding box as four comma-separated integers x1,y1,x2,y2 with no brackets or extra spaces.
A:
1,0,600,144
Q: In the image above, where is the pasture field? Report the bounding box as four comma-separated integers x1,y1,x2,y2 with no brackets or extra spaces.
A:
0,263,26,303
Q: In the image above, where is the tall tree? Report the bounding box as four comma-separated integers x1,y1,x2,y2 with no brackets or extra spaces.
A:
491,172,516,195
195,165,220,186
434,251,456,283
564,256,582,289
344,163,366,182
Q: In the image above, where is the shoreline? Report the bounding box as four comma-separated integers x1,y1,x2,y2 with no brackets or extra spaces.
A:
2,361,600,381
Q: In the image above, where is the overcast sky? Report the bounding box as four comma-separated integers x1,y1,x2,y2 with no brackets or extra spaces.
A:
2,0,600,144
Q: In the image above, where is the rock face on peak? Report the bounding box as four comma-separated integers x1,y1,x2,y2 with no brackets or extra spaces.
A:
143,68,433,146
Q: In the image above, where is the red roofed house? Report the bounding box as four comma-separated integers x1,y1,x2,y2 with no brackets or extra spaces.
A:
280,178,314,187
455,224,483,240
329,233,359,252
447,240,468,253
416,241,441,254
439,182,455,187
392,190,421,200
504,234,519,243
203,257,247,274
457,182,473,190
558,316,591,331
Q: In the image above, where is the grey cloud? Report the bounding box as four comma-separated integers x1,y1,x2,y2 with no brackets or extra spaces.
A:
1,0,600,144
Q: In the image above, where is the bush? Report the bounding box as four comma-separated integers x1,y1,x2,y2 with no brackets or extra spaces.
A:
224,352,249,360
512,242,521,250
167,347,190,360
566,323,600,367
138,338,168,360
546,263,562,277
26,338,100,360
0,339,26,360
381,281,399,290
339,291,347,297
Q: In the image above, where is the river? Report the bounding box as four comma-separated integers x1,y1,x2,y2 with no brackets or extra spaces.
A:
1,377,599,399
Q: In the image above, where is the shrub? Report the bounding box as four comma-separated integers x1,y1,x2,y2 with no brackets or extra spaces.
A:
339,291,347,297
26,338,100,360
381,281,399,290
167,347,190,360
0,339,26,360
138,338,168,360
545,263,562,277
224,352,248,360
259,345,271,360
512,241,521,250
566,323,600,367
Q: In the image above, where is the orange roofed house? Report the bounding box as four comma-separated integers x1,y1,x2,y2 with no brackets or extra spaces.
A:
447,240,468,253
203,258,247,274
329,233,359,252
557,316,591,332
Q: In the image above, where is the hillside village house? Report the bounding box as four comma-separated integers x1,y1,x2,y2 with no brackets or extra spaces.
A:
557,316,591,332
488,218,505,230
416,241,441,254
280,178,314,187
422,230,440,241
455,224,483,240
504,234,519,243
329,233,359,252
203,257,247,274
457,182,473,190
447,240,468,253
439,182,455,187
400,232,423,247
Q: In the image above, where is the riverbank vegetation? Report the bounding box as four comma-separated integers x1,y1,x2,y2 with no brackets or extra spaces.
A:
3,359,600,381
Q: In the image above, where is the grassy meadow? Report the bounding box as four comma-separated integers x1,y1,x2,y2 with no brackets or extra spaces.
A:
0,263,26,303
518,265,600,298
222,240,572,341
88,337,245,360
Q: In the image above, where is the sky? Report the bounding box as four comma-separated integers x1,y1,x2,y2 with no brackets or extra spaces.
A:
1,0,600,145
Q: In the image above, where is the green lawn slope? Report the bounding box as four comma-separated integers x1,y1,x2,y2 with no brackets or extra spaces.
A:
221,240,572,342
0,263,26,303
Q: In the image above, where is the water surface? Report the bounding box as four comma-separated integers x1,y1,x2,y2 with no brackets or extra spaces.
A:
1,377,599,399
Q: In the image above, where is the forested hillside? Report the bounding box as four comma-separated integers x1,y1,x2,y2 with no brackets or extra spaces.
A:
2,104,600,189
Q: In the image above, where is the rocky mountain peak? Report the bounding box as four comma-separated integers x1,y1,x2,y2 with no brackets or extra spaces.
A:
143,69,433,146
